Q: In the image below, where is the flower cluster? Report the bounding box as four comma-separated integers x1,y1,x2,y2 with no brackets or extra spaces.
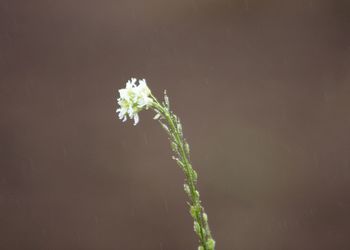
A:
116,78,153,125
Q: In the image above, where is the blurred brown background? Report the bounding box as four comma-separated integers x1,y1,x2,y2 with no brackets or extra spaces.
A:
1,0,350,249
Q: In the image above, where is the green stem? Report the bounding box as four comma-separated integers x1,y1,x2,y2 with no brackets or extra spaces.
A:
150,94,215,250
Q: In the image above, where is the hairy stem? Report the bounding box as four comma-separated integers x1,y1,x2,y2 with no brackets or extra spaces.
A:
150,94,215,250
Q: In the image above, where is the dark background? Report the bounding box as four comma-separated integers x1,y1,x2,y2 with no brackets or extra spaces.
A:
1,0,350,249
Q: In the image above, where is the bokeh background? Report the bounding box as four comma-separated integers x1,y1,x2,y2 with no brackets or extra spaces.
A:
1,0,350,249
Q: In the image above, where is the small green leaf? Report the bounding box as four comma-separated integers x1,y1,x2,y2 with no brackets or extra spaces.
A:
206,239,215,250
175,158,185,169
177,122,183,135
191,169,198,182
193,221,201,236
171,142,178,152
202,213,208,222
184,184,191,196
190,205,199,219
195,190,200,199
164,90,170,108
185,142,190,154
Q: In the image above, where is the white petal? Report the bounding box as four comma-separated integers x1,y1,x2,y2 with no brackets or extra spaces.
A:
118,108,127,119
119,89,127,97
137,79,151,96
133,113,139,125
137,97,146,107
126,78,137,88
128,107,134,116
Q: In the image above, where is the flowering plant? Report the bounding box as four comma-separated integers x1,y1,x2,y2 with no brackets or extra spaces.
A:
117,78,215,250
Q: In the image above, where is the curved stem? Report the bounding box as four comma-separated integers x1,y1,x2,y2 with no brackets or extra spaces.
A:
150,94,215,250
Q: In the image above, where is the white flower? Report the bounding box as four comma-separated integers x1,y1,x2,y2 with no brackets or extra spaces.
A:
116,78,153,125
